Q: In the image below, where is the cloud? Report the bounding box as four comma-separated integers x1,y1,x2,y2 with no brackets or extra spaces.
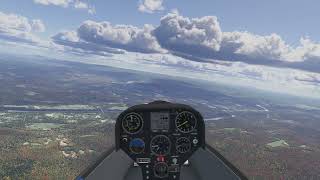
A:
33,0,95,14
152,12,320,72
288,38,320,61
52,30,125,56
74,1,88,9
138,0,164,13
154,12,223,56
221,32,290,61
152,12,295,64
31,19,46,32
53,20,166,55
33,0,70,7
0,12,33,32
218,32,320,72
53,30,79,43
294,73,320,84
51,12,320,73
74,1,96,14
0,11,45,45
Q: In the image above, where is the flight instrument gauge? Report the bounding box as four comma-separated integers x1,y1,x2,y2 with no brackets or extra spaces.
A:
154,162,169,178
122,113,143,134
129,138,145,154
175,111,197,133
176,137,191,153
150,135,171,155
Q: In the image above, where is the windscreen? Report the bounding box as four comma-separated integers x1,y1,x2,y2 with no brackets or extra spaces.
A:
0,1,320,180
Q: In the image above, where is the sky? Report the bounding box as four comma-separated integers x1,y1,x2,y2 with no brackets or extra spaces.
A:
1,0,320,43
0,0,319,98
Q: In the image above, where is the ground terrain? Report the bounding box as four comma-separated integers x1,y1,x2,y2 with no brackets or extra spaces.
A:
0,57,320,179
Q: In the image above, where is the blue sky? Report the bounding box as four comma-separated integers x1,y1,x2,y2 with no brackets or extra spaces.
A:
1,0,320,44
0,0,319,98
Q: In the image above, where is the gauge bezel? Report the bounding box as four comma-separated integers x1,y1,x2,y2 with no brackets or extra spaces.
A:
150,135,171,155
121,112,144,134
153,162,169,178
176,137,191,154
129,138,145,154
175,111,197,133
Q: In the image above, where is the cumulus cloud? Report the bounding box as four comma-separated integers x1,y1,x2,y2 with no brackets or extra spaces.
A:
51,12,320,72
0,11,45,45
287,38,320,61
151,12,296,64
152,12,320,72
138,0,164,13
0,12,33,32
154,12,223,57
53,20,166,55
52,30,125,56
221,32,290,60
53,30,79,43
33,0,95,14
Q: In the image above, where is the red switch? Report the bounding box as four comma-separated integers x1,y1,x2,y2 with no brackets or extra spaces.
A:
157,155,165,162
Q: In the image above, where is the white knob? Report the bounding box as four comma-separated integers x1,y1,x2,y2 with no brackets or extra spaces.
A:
193,138,198,144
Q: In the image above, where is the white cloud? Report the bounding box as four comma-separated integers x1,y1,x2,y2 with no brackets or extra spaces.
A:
154,12,223,53
51,12,320,73
54,30,79,42
52,30,126,56
33,0,95,14
221,31,290,61
53,20,166,54
0,11,45,45
220,32,320,65
74,1,88,9
152,12,320,71
33,0,70,7
286,38,320,61
152,12,297,63
138,0,164,13
31,19,46,32
0,12,32,32
74,0,96,14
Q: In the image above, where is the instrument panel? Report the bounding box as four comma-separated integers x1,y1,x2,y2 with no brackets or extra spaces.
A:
116,101,205,180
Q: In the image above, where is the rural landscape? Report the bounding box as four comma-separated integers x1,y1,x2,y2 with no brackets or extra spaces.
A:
0,57,320,179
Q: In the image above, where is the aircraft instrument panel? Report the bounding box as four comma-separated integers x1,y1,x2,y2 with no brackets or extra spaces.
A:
116,101,205,180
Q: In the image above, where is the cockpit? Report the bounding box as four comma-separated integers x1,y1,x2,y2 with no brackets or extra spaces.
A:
77,101,246,180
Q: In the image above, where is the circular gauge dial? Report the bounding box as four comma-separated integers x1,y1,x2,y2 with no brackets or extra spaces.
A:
129,138,145,154
150,135,171,155
154,162,168,178
176,137,191,153
122,113,143,134
175,111,197,133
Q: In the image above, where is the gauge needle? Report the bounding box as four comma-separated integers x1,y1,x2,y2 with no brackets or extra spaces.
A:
152,145,160,151
177,121,188,128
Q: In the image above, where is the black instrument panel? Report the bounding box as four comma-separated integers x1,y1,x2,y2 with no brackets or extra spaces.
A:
116,101,205,180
